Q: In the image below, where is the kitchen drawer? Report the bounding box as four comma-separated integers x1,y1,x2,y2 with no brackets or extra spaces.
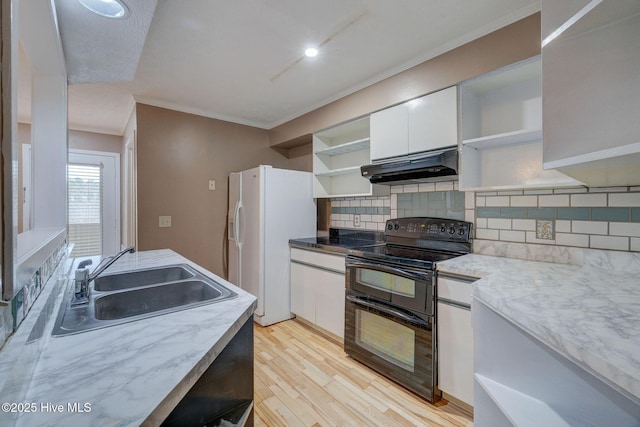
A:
438,276,474,305
290,247,346,273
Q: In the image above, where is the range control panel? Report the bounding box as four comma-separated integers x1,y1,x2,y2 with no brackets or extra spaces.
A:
384,217,472,243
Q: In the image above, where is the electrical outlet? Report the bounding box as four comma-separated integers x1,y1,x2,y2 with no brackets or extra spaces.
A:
159,216,172,228
353,214,361,227
208,180,216,191
536,219,554,240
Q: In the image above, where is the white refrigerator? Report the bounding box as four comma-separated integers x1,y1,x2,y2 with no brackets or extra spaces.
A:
227,165,316,326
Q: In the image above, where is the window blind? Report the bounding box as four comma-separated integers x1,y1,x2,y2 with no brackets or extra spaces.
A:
68,163,103,257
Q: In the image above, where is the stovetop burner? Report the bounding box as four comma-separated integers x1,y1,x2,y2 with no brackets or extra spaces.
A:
349,243,467,270
348,217,473,269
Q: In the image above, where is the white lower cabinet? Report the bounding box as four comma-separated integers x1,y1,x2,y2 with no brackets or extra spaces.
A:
437,274,475,407
290,262,316,323
290,248,345,339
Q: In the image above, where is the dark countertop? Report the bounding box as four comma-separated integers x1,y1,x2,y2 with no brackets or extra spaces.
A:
289,229,384,255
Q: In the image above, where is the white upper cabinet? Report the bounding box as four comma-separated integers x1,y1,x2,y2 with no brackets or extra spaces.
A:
370,103,408,161
370,86,458,161
408,86,458,155
542,0,640,186
459,56,582,191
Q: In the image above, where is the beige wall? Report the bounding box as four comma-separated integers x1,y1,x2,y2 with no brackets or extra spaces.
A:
285,143,313,172
17,123,122,154
269,13,541,146
135,104,290,276
68,128,123,153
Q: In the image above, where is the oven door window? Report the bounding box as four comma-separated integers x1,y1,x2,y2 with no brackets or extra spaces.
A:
357,268,416,297
355,309,416,371
351,265,430,314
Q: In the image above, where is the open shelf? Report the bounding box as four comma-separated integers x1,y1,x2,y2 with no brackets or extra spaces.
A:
314,166,361,177
459,55,584,190
315,138,370,156
313,117,389,198
460,140,583,191
313,172,377,199
463,128,542,149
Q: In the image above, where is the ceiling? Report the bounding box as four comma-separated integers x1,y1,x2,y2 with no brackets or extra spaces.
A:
19,0,540,136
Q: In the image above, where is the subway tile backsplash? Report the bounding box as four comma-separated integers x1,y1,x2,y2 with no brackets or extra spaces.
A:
396,191,465,220
331,196,391,231
330,181,466,230
474,187,640,251
330,182,640,253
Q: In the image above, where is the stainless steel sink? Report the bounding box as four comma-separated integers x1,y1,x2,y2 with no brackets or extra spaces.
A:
94,265,195,291
94,280,223,320
52,264,237,336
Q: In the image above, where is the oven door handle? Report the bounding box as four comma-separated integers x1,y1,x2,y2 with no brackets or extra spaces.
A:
346,260,431,282
346,295,429,326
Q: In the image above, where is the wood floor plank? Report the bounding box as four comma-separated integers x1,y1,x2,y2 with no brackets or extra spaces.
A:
300,359,335,387
254,412,270,427
258,364,301,400
254,319,474,427
332,374,390,413
261,395,305,427
363,383,440,427
254,372,274,403
325,379,398,426
269,383,334,427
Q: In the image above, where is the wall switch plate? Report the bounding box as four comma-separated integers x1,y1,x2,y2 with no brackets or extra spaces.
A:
159,216,172,228
536,219,554,240
353,214,361,227
208,180,216,191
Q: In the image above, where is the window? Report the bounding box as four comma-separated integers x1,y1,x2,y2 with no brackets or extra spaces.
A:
68,163,103,257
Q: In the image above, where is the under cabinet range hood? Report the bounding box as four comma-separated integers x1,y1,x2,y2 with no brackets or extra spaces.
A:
361,148,458,185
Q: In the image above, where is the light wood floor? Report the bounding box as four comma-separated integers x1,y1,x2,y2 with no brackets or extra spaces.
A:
254,320,474,427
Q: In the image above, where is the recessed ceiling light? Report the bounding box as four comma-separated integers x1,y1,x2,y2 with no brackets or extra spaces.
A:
78,0,129,19
305,47,318,58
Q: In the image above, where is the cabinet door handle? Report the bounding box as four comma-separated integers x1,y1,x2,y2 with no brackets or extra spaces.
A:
235,201,243,249
346,295,429,326
346,258,431,282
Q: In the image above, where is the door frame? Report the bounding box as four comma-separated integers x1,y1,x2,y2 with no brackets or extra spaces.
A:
68,149,121,255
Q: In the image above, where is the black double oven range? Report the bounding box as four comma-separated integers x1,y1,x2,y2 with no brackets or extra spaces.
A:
344,217,472,402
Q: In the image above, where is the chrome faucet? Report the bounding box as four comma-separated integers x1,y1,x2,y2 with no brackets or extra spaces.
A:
72,246,135,306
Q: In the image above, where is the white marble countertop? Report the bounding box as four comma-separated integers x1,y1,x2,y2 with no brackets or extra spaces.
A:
0,249,256,426
436,252,640,405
